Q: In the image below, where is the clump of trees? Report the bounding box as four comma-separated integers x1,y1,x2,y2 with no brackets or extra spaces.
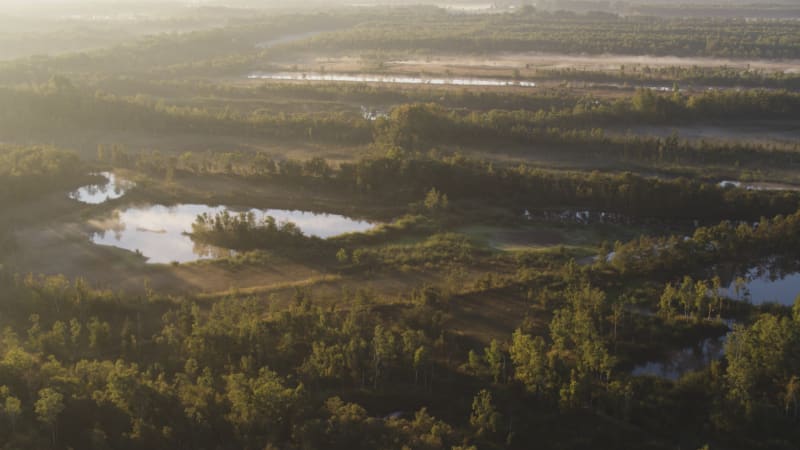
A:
190,210,317,252
611,209,800,277
0,146,83,207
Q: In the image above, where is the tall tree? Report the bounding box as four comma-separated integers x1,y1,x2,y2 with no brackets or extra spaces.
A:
35,388,64,447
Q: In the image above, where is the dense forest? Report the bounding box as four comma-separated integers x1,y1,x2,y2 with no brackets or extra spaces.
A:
1,233,798,449
4,82,800,176
295,9,800,59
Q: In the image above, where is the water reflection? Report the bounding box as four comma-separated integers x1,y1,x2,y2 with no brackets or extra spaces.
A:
89,204,376,264
635,263,800,379
70,172,134,204
721,265,800,306
248,72,536,88
633,337,726,380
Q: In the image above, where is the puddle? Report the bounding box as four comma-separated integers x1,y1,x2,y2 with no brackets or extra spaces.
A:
69,172,134,204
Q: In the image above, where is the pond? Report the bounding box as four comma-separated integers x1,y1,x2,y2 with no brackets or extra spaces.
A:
247,72,536,88
633,265,800,379
722,266,800,306
88,204,377,264
633,336,726,380
69,172,134,204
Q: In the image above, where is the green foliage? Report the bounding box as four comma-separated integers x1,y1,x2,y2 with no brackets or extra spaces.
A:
725,314,800,415
613,210,800,277
224,368,300,446
350,233,480,271
191,210,324,254
509,330,549,395
469,389,501,438
304,11,800,59
0,146,83,207
0,87,372,146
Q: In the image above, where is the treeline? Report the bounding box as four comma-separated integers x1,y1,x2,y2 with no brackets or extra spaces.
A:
296,10,800,59
5,80,800,162
117,149,800,222
0,146,83,207
376,90,800,148
335,155,800,220
373,101,800,168
190,210,324,253
611,208,800,278
11,81,800,172
0,82,372,145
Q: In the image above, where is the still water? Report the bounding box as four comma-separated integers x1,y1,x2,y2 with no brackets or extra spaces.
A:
633,337,726,380
248,72,536,87
634,265,800,379
89,204,376,264
722,266,800,306
69,172,134,204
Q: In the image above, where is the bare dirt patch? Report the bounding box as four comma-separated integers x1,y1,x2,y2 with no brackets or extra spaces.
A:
447,289,532,345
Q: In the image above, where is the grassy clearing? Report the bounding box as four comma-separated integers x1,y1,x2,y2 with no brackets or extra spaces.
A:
459,221,643,254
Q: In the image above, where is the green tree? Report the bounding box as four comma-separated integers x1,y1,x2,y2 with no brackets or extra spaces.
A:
509,330,548,395
0,386,22,433
225,368,300,447
423,188,449,213
694,279,710,320
725,314,796,414
4,396,21,433
659,283,678,319
711,276,723,318
484,339,505,383
467,349,485,375
371,325,396,389
336,248,349,264
35,388,64,447
413,346,429,386
678,276,695,318
469,389,500,438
